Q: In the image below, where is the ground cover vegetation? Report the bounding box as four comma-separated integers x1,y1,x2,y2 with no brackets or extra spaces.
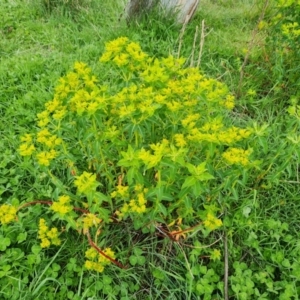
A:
0,0,299,299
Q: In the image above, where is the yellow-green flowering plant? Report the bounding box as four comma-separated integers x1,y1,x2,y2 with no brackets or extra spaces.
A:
13,37,256,272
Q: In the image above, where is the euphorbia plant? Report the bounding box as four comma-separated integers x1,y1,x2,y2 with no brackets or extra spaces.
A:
4,37,256,272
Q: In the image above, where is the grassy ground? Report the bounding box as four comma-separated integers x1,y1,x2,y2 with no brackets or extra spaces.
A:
1,0,300,299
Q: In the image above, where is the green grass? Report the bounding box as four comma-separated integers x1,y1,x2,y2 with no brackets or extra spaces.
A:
1,0,300,299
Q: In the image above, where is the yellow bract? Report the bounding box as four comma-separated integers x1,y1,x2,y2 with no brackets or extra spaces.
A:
51,195,73,216
38,218,61,248
203,213,222,231
81,213,101,229
74,172,98,195
84,247,115,273
0,204,17,225
222,148,252,166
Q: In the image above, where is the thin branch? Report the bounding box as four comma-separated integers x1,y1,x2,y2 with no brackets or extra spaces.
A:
177,21,188,58
182,234,223,249
18,200,53,210
86,229,126,269
190,25,199,67
197,19,206,68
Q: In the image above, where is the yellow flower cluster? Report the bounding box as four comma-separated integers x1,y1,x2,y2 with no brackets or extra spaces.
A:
110,185,129,198
115,184,148,219
203,213,222,231
100,37,148,69
174,133,187,148
74,172,98,195
0,204,17,225
84,247,115,273
282,21,300,37
51,195,73,216
19,57,105,166
98,39,236,130
222,148,252,166
222,94,235,110
18,134,35,156
210,249,221,261
38,218,61,248
138,139,170,169
36,128,62,147
81,213,102,229
18,124,62,166
186,123,252,145
142,58,169,84
36,150,57,166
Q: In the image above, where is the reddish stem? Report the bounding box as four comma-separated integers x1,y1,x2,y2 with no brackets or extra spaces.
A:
18,200,53,210
17,200,125,267
86,230,126,269
170,221,203,236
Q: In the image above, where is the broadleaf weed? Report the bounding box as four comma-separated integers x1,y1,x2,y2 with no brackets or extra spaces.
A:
5,36,257,276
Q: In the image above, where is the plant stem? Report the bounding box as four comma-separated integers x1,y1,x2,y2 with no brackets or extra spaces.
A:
86,229,126,269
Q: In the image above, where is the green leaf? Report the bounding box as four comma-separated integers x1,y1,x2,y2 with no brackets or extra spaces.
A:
148,186,173,201
191,181,203,197
31,244,42,255
0,265,11,278
118,145,140,167
129,256,138,266
137,256,146,265
17,232,27,243
242,206,251,218
103,275,112,285
0,236,11,251
187,162,206,175
133,248,143,256
182,176,197,189
127,167,144,185
282,259,291,268
196,173,214,181
152,268,165,280
157,203,167,216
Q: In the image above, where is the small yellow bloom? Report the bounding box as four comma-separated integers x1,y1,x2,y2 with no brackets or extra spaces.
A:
52,107,67,120
74,172,98,195
222,148,252,166
82,213,101,229
99,248,115,264
84,246,115,272
210,249,221,261
20,134,33,143
41,238,51,248
36,150,57,166
45,98,62,113
18,143,36,156
84,260,94,270
38,218,61,248
174,134,187,147
74,61,91,75
85,247,98,260
203,213,222,231
0,204,17,225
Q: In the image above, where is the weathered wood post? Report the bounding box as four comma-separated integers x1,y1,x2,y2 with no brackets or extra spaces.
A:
126,0,200,24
